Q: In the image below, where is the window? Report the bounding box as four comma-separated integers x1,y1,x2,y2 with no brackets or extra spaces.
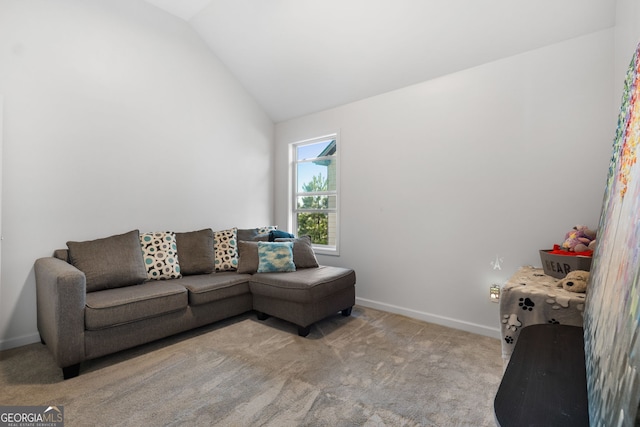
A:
291,133,339,255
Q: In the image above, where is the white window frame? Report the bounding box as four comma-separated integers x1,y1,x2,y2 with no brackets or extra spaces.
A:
289,132,340,256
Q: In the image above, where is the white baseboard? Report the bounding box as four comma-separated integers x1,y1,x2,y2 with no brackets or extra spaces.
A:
356,297,501,339
0,332,40,351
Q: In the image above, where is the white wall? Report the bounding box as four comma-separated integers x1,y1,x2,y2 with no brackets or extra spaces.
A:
0,0,274,349
614,0,640,99
275,30,615,338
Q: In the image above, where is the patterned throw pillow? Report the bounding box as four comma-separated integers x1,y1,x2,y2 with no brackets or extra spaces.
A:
214,228,239,271
257,241,296,273
140,232,181,280
256,225,277,235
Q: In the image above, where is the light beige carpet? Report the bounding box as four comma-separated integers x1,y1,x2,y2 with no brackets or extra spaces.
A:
0,306,503,426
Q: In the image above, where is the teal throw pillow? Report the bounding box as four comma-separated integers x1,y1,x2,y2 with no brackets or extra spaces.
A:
257,241,296,273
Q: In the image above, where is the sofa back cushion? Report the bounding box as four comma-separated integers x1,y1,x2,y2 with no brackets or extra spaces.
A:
53,249,69,262
237,228,259,242
175,229,215,275
237,241,260,274
237,227,276,243
275,235,319,268
67,229,147,292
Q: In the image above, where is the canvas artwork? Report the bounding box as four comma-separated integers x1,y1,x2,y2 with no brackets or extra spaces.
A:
583,42,640,425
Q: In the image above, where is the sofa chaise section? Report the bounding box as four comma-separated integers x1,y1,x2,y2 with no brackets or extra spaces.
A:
250,266,356,336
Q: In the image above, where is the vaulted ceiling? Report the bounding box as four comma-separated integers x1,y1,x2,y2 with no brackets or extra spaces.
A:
144,0,616,122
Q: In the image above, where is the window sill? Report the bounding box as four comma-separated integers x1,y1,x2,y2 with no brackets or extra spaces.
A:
313,247,340,257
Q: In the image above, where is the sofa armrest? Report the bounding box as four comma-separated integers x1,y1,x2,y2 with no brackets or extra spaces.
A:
35,257,86,368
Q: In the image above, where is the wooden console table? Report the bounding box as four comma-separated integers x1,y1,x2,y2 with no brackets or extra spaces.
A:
500,266,586,362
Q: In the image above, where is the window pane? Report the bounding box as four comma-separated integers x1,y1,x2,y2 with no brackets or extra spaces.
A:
296,158,337,192
296,139,336,161
297,195,336,210
291,134,338,253
297,212,329,245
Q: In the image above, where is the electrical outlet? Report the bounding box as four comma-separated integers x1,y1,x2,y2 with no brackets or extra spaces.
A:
490,284,501,302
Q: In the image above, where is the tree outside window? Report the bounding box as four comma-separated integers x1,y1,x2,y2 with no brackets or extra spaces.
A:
298,174,329,244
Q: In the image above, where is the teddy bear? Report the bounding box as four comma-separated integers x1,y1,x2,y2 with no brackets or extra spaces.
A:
557,270,590,293
561,225,597,253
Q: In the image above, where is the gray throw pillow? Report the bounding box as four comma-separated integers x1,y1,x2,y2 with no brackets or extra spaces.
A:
237,228,259,242
67,230,147,292
237,240,259,274
237,228,270,242
175,229,215,275
275,235,319,268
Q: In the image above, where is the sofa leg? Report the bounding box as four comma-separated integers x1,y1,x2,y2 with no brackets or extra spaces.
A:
341,307,353,317
62,364,80,380
256,312,269,321
298,326,311,337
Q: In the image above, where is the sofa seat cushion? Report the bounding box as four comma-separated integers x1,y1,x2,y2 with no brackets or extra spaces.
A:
249,266,356,304
174,272,252,306
85,282,188,330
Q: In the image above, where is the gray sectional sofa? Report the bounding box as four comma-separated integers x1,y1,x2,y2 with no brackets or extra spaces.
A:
34,228,356,379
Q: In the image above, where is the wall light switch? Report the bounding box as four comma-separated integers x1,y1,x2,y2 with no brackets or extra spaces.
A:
490,284,501,302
